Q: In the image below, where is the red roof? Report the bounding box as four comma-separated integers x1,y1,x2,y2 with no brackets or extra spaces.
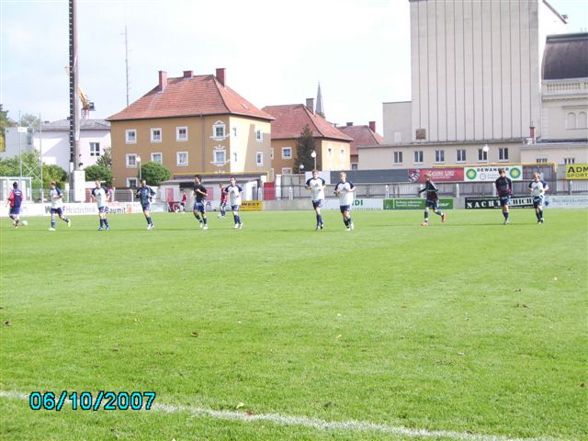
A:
338,124,384,155
108,74,274,121
262,104,353,142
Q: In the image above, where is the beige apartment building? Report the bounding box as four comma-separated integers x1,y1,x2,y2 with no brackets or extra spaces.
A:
108,69,274,188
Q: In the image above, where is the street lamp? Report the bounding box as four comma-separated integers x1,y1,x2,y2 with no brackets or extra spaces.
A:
299,163,304,174
137,155,142,182
310,150,317,170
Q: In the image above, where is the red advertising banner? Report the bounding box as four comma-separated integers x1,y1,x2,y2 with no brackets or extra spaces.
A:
408,168,464,183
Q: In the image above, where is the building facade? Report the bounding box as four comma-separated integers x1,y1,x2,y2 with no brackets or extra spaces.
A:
338,121,383,170
108,69,274,188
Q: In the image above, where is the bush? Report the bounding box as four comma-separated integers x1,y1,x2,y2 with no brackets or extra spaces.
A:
84,164,113,186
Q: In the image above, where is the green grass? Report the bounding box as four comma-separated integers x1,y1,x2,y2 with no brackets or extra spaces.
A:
1,209,587,440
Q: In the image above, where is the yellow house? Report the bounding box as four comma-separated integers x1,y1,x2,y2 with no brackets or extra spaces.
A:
262,100,352,176
108,68,274,188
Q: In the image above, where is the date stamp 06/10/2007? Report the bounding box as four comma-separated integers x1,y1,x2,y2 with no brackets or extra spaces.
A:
28,391,157,411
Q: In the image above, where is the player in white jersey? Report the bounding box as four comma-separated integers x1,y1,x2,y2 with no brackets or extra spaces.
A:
91,180,111,231
334,172,356,231
48,181,71,231
305,170,326,230
529,172,549,224
224,177,243,229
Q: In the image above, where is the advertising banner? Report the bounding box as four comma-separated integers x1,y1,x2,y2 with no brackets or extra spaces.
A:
240,201,263,211
408,167,464,183
323,198,384,210
565,163,588,180
547,195,588,208
464,165,523,182
465,197,534,209
384,198,454,210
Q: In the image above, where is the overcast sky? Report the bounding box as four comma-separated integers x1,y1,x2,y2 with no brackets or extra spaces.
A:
1,0,586,132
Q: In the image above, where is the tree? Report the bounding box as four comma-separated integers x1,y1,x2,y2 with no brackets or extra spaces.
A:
0,104,15,153
141,161,171,186
42,164,68,188
19,113,41,131
95,147,112,168
84,164,112,186
294,125,316,173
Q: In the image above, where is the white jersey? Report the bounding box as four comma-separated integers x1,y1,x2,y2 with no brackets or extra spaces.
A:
335,181,355,206
529,180,548,197
306,177,326,201
225,184,242,206
92,187,108,207
49,188,64,209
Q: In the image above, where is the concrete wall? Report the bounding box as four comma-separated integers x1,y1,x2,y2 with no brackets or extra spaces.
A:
382,101,412,144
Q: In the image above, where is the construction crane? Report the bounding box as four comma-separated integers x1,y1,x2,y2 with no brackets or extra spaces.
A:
78,87,95,119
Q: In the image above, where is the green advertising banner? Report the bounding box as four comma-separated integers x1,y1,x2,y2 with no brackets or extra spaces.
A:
384,198,453,210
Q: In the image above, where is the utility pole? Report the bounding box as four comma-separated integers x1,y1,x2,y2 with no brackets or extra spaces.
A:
69,0,80,175
124,25,130,106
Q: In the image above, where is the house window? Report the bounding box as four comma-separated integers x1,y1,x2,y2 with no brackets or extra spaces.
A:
328,148,332,157
564,157,575,165
213,121,226,139
151,152,162,164
151,128,162,143
255,129,263,142
340,148,345,158
282,167,292,175
393,131,402,143
90,142,100,157
232,127,238,137
435,150,445,163
393,151,403,164
567,112,577,129
351,163,358,170
233,152,238,163
213,150,226,165
456,149,466,163
256,152,263,166
177,151,188,166
536,158,548,163
414,150,423,164
127,178,138,188
270,148,274,160
126,153,138,168
578,112,587,129
478,148,488,162
125,129,137,144
282,147,292,159
176,127,188,141
499,147,509,161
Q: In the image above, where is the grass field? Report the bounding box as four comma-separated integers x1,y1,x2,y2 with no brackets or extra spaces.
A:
0,208,586,441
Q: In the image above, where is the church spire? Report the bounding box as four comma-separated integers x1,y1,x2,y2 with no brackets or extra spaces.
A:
315,82,324,118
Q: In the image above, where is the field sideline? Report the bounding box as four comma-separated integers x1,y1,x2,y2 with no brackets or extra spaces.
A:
0,209,586,441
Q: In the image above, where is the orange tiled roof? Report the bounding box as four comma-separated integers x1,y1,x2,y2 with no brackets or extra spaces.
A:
108,74,273,121
338,124,384,156
262,104,352,142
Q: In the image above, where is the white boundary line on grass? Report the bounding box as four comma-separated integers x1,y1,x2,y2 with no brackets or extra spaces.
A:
0,390,562,441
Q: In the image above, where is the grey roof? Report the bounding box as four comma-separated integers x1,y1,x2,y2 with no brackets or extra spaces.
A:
542,33,588,80
41,119,110,132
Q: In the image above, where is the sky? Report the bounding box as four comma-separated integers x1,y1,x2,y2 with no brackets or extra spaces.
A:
0,0,586,133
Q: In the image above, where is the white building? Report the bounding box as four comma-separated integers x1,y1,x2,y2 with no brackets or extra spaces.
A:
0,119,111,172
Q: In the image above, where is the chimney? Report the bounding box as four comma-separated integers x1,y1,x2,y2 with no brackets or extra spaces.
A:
369,121,376,132
158,70,167,92
530,123,536,143
306,98,315,114
216,68,226,86
183,70,193,78
346,122,353,127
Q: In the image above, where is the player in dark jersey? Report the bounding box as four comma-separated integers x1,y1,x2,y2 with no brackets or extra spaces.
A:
417,174,446,226
136,180,156,230
217,183,227,218
495,169,513,224
193,175,208,230
7,181,24,228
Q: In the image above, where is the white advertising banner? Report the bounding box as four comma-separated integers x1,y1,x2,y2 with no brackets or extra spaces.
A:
322,198,383,210
547,195,588,208
0,202,144,217
464,165,523,182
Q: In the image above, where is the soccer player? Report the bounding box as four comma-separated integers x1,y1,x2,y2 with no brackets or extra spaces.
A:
6,181,24,228
529,172,549,224
192,175,208,230
217,183,227,219
305,169,326,230
418,173,446,226
91,180,110,231
225,177,243,229
495,168,513,224
136,179,156,230
48,181,71,231
334,172,356,231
